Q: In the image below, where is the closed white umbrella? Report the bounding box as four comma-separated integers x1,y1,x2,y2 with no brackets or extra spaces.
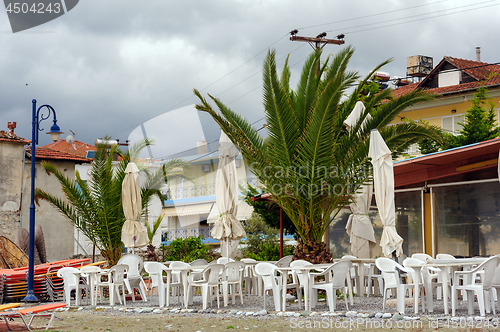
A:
345,183,376,258
344,101,376,258
368,129,403,257
211,132,246,258
121,162,147,252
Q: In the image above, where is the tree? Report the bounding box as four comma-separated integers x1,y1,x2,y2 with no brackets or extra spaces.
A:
145,215,164,261
194,47,442,262
35,139,189,265
452,84,500,147
243,184,296,236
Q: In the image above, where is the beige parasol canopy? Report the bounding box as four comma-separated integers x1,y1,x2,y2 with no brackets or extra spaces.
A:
344,101,376,258
369,129,403,257
211,132,246,258
345,183,376,258
121,162,147,249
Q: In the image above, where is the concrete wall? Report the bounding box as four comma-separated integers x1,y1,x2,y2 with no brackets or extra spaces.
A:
0,141,26,239
21,159,76,261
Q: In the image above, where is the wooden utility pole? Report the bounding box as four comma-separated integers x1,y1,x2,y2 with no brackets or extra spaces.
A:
290,30,345,74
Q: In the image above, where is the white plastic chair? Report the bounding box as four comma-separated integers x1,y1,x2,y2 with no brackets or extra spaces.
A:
144,261,165,297
274,255,293,268
451,255,500,316
117,254,148,302
217,257,235,264
98,264,128,306
57,267,90,306
241,258,258,295
223,261,245,306
492,263,500,314
309,260,352,312
436,254,455,259
341,255,356,298
365,263,384,297
254,262,282,311
376,257,426,314
289,260,312,309
188,264,225,310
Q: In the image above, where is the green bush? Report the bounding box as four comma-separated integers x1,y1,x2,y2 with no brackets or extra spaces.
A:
246,243,295,261
162,236,218,262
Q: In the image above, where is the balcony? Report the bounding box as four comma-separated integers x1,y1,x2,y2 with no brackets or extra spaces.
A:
164,178,258,200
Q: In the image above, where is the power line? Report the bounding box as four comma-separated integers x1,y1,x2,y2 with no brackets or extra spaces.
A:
295,0,452,30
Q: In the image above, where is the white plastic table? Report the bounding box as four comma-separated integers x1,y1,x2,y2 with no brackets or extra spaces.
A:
405,257,487,314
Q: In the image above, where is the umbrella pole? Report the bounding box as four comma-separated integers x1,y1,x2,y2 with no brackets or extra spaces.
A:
280,207,283,259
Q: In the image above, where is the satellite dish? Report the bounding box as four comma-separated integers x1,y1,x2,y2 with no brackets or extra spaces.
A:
66,134,75,144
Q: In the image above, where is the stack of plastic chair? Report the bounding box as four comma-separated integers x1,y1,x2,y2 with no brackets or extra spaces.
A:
188,264,225,310
57,267,90,306
376,257,426,314
97,264,128,306
117,254,148,302
310,260,352,312
254,262,282,311
240,258,258,295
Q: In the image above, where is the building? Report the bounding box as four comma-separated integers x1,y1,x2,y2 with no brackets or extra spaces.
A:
391,51,500,155
160,138,254,246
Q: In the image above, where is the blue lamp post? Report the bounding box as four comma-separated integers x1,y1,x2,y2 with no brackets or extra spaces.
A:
23,99,63,302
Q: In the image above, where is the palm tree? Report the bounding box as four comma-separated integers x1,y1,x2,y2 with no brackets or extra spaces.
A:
194,47,442,262
35,139,189,265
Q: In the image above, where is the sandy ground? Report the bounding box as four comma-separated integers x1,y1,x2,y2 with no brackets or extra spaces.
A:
34,310,498,332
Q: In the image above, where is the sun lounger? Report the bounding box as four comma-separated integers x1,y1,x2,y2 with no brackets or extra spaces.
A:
0,302,66,331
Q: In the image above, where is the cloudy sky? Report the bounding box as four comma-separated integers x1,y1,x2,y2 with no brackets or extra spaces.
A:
1,0,499,158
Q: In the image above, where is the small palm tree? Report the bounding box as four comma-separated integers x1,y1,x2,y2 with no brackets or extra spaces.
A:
195,47,442,262
35,139,189,265
145,215,163,261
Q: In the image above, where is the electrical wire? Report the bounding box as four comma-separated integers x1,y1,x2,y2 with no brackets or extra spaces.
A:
295,0,452,30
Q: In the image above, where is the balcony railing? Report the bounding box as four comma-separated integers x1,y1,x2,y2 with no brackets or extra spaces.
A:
162,227,212,242
163,178,259,200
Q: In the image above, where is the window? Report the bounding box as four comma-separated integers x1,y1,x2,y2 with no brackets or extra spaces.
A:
442,114,464,135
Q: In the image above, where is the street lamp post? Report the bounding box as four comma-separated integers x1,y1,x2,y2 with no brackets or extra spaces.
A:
23,99,63,302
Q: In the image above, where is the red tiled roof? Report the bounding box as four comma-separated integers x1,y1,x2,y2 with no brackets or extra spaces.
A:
0,131,30,144
27,147,91,162
41,139,95,158
392,57,500,98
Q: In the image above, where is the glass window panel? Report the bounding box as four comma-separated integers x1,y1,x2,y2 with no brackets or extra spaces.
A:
434,182,500,257
454,115,464,132
442,117,453,132
328,190,422,258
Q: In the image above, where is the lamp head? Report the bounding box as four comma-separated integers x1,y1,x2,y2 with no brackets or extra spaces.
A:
47,121,63,142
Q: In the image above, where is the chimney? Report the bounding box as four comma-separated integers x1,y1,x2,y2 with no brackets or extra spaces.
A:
7,122,16,135
476,47,481,62
197,137,207,154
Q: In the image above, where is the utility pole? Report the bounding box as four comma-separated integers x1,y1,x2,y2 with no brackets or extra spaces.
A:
290,30,345,74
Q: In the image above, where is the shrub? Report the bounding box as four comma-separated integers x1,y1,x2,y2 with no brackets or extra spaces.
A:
246,243,295,261
162,236,218,262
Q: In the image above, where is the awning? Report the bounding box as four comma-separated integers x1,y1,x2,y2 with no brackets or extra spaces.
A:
163,203,214,217
207,201,254,223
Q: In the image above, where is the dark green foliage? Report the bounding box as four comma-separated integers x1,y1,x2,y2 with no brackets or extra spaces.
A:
241,212,279,256
162,236,218,262
243,184,296,236
452,84,500,147
246,242,295,261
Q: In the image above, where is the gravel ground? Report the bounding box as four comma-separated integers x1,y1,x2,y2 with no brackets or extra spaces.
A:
29,291,499,332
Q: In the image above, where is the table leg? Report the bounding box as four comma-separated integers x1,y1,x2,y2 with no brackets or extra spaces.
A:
183,270,189,309
282,271,288,312
356,263,363,302
440,267,450,315
412,266,421,314
303,271,310,312
90,273,96,307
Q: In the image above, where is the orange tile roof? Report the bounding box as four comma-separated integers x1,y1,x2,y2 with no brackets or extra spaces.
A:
392,56,500,98
0,131,30,144
41,139,95,158
28,147,91,162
